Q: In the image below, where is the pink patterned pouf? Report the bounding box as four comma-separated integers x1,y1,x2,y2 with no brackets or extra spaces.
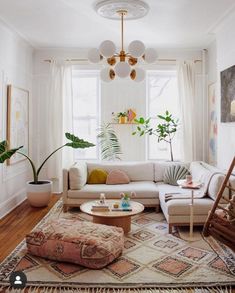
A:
26,219,124,269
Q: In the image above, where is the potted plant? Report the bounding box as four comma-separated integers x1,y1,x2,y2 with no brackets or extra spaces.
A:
132,111,179,161
0,133,94,207
117,112,127,124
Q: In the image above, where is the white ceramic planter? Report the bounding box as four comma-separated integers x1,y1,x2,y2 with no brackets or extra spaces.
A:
26,180,52,207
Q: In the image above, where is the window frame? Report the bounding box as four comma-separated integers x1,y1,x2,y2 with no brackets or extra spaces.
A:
72,69,101,160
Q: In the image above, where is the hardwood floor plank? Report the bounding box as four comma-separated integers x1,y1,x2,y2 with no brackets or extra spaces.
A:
0,194,60,262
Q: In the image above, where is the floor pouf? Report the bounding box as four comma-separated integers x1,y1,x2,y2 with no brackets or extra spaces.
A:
26,218,124,269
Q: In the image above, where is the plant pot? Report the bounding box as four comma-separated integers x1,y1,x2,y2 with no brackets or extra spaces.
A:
26,180,52,207
119,116,127,124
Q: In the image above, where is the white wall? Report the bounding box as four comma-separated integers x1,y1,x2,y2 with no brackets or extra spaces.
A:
0,21,33,218
207,11,235,170
33,48,202,163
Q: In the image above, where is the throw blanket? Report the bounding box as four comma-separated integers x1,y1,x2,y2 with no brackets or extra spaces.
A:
164,172,227,202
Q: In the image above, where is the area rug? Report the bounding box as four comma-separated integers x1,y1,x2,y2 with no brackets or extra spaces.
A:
0,200,234,292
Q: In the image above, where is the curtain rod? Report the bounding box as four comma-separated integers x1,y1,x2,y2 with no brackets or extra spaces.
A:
44,58,202,63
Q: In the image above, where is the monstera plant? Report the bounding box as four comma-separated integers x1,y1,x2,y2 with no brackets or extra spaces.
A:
0,133,94,207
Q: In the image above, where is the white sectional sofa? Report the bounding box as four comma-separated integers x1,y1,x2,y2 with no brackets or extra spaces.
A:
63,161,234,233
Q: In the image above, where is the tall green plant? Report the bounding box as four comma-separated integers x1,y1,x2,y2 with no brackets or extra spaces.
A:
97,123,122,160
0,133,95,183
132,111,179,161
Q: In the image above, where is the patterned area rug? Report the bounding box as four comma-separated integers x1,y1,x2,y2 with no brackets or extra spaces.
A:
0,200,234,292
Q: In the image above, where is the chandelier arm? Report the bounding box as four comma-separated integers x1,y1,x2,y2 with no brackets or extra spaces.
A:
121,12,124,51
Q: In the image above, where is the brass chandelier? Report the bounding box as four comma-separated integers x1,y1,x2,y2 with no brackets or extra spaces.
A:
88,0,158,82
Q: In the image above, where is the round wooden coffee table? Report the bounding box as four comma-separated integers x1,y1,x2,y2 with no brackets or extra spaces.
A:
80,200,144,233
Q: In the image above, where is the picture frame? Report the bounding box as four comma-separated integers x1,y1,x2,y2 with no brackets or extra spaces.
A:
7,85,29,165
208,82,217,166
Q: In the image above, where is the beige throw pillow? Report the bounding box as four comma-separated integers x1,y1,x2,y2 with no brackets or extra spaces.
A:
69,162,87,190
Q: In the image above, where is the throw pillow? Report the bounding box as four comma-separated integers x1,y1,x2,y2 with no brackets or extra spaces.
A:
106,170,130,185
164,164,190,186
87,168,108,184
207,173,228,203
69,162,87,190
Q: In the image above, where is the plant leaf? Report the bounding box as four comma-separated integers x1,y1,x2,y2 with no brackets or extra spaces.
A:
0,140,23,163
65,133,95,149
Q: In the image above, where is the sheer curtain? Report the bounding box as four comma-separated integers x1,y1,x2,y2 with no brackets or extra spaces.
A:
47,60,74,192
177,60,207,162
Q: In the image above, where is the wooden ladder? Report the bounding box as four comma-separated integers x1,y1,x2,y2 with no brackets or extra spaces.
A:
203,156,235,251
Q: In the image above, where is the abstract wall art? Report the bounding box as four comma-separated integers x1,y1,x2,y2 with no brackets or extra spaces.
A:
7,85,29,165
208,82,217,165
220,64,235,123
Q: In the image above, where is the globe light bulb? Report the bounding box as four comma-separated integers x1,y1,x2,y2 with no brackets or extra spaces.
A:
128,40,145,58
100,67,114,82
115,62,131,78
144,48,158,63
99,40,116,58
88,48,101,63
133,67,146,82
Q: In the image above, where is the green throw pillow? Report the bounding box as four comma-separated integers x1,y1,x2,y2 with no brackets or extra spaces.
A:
87,168,108,184
163,165,190,186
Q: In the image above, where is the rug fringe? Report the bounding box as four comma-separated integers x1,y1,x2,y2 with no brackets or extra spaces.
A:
0,286,233,293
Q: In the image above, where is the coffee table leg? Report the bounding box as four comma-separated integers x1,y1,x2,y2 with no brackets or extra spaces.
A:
93,216,131,233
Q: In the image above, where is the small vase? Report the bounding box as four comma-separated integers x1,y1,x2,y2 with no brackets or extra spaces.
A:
121,197,130,209
119,117,127,124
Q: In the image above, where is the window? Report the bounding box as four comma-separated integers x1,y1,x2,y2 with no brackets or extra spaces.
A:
72,70,100,160
147,70,181,160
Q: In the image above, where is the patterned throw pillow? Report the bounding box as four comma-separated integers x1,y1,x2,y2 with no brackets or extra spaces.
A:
87,168,108,184
163,165,190,186
106,169,130,185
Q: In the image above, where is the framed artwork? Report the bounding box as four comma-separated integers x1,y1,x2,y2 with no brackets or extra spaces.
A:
208,82,217,166
7,85,29,165
220,64,235,123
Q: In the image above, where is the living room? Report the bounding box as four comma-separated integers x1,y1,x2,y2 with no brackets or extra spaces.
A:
0,0,235,292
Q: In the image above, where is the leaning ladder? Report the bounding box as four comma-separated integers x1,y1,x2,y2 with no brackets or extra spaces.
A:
203,156,235,251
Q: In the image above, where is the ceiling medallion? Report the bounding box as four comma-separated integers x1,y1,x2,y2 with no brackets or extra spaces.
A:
88,0,158,82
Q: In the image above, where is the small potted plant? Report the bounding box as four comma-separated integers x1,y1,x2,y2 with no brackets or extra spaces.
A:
117,112,128,124
0,133,94,207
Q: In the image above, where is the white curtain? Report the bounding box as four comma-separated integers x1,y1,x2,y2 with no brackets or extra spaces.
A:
177,60,207,162
47,61,74,192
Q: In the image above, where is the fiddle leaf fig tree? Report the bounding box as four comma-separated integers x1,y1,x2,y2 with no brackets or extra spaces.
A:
132,111,179,161
0,133,95,183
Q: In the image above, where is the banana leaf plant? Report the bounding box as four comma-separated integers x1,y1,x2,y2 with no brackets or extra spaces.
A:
0,133,95,184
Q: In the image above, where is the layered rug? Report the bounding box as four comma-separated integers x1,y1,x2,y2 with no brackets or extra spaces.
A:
0,200,235,293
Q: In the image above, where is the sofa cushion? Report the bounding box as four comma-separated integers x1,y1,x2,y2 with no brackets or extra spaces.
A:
87,169,108,184
154,161,186,182
68,181,159,199
87,162,154,181
163,165,190,186
69,162,87,190
26,219,124,269
106,170,130,185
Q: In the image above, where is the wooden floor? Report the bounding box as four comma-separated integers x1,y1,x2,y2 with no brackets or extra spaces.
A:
0,194,60,262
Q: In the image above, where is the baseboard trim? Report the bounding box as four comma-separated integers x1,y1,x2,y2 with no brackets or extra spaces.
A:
0,188,26,219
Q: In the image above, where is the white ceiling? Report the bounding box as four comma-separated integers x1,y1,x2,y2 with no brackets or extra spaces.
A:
0,0,234,49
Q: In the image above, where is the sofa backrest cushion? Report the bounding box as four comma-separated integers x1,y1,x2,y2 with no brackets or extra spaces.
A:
69,162,87,190
106,170,130,185
163,165,190,186
87,162,154,181
88,169,108,184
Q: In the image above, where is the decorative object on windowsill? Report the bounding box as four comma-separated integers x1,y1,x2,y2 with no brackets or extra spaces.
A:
0,134,94,207
127,108,137,122
88,0,158,82
120,191,136,209
132,110,179,161
97,122,122,160
117,112,128,123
